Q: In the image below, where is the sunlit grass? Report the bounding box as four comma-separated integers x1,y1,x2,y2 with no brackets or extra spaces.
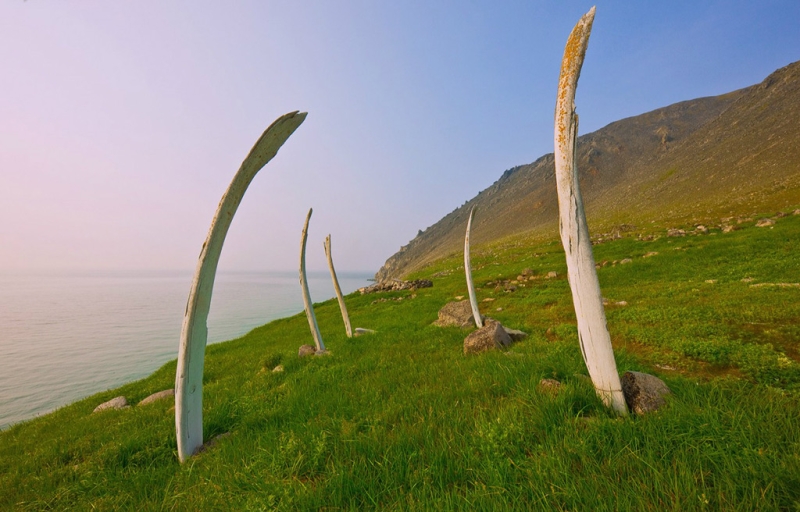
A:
1,214,799,510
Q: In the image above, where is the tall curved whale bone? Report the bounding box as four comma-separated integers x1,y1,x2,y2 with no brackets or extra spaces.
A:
324,234,353,338
464,206,483,328
175,111,307,462
300,208,326,352
554,7,628,415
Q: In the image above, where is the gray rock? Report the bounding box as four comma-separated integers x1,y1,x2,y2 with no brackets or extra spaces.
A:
463,320,512,354
621,371,671,415
502,327,528,342
667,228,686,237
138,389,174,406
298,344,316,357
93,396,129,413
434,300,481,328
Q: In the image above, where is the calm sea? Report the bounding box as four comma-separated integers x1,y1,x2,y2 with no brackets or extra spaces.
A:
0,270,371,430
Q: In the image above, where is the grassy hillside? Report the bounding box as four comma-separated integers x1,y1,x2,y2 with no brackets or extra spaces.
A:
377,61,800,281
1,213,799,510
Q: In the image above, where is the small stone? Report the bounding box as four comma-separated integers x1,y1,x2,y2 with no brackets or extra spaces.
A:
298,344,316,357
741,277,755,283
547,271,558,279
93,396,129,413
521,268,533,276
705,279,717,284
272,365,284,373
463,320,513,354
538,378,562,394
354,327,376,336
455,295,464,300
482,297,495,302
138,389,174,406
793,209,800,216
621,371,671,415
502,327,528,342
695,225,708,234
667,228,685,237
722,225,736,233
643,252,659,258
496,307,503,311
616,300,628,306
755,218,775,228
620,258,633,264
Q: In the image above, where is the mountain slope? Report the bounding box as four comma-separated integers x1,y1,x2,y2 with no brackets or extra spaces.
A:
377,61,800,281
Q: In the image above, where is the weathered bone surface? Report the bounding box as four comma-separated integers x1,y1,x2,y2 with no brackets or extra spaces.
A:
464,206,483,328
175,111,307,462
554,8,628,415
325,234,352,338
300,208,326,352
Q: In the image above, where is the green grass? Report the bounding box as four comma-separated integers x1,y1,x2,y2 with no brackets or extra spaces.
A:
1,215,799,510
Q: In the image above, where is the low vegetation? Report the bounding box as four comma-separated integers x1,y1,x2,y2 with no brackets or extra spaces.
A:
1,214,799,510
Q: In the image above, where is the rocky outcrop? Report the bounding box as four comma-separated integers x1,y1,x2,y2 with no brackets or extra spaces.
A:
359,279,432,294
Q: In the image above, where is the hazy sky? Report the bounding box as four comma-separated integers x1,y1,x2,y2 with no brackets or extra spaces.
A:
1,1,798,274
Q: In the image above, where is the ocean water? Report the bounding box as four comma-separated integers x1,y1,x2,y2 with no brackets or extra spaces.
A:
0,270,371,429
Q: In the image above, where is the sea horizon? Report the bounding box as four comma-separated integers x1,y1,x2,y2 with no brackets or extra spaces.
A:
0,269,373,430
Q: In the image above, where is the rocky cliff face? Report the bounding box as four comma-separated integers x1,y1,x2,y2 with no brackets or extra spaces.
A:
376,61,800,281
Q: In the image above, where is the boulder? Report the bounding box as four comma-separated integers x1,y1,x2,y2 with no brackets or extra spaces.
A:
93,396,129,413
621,371,671,415
434,300,481,328
298,344,316,357
463,320,512,354
138,389,174,406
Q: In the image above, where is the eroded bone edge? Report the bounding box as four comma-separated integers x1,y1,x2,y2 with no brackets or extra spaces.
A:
325,234,353,337
175,111,307,462
300,208,326,351
464,206,483,328
553,8,628,415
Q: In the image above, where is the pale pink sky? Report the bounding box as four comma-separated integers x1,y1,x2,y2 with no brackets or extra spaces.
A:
1,1,798,274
